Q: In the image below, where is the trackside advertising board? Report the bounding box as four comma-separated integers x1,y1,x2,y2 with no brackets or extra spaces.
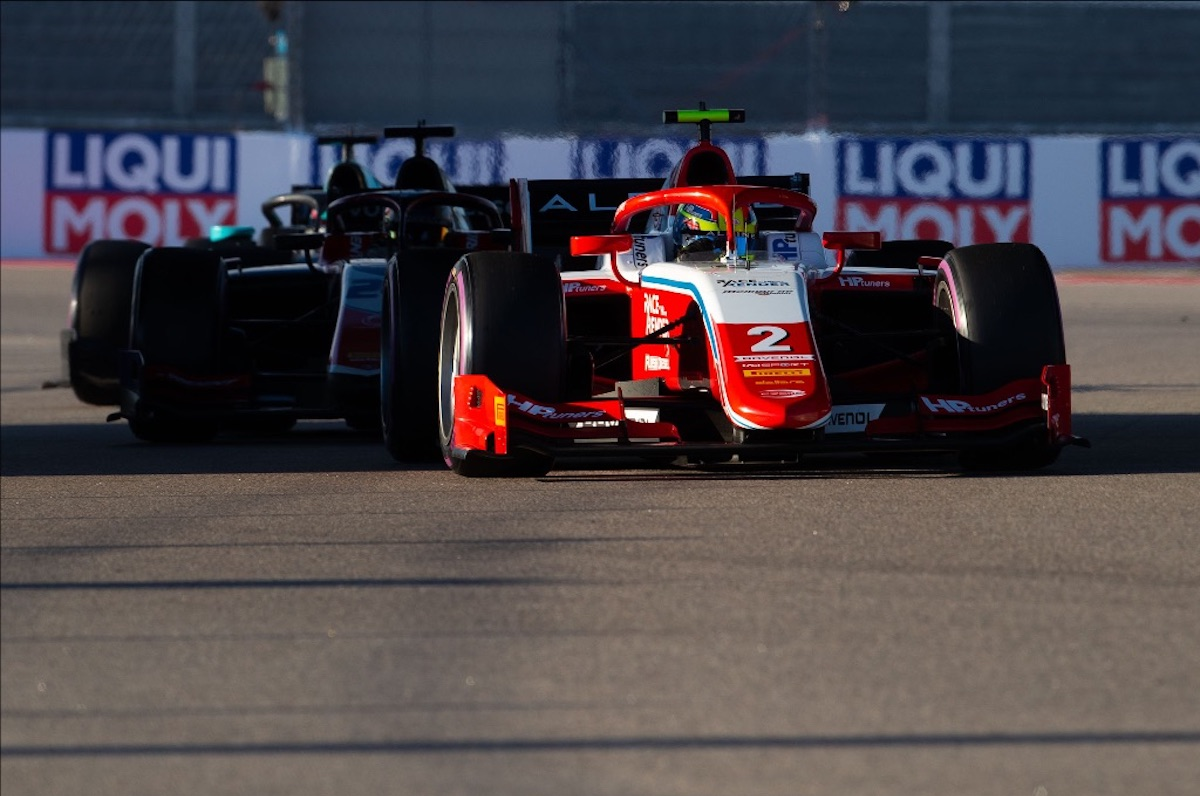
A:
42,131,238,254
1,127,1197,268
1100,138,1200,264
565,136,769,181
835,138,1031,246
309,138,507,189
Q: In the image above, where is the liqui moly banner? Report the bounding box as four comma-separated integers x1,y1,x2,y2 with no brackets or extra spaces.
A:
1100,138,1200,264
308,139,506,188
43,131,238,255
5,127,1198,267
836,138,1031,246
569,137,768,179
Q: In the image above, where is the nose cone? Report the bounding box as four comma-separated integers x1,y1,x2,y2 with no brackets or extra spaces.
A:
717,321,832,430
726,379,833,430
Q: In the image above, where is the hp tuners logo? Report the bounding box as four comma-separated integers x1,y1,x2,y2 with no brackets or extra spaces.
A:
836,138,1030,246
44,131,237,254
563,281,608,294
508,395,606,422
837,275,891,288
1101,139,1200,263
632,235,651,269
921,393,1027,414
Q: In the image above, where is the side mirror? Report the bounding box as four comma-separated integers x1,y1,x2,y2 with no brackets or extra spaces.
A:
821,230,882,273
570,234,633,257
571,234,637,287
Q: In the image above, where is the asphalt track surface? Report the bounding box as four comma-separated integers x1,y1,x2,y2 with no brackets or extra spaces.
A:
2,262,1198,796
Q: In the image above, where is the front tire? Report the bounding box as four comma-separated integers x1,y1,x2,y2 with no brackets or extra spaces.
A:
127,247,226,443
437,252,566,476
934,243,1066,471
380,253,459,461
67,239,150,405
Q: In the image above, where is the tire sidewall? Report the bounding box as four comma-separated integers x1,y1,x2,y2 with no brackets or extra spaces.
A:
68,239,150,405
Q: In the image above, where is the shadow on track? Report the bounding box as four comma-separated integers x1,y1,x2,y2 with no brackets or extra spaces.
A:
5,729,1199,758
3,413,1197,479
0,420,438,477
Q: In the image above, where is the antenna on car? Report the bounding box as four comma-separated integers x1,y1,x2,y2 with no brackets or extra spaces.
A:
384,120,456,156
662,102,746,144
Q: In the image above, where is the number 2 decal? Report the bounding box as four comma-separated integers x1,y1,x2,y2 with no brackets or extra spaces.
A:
748,325,791,352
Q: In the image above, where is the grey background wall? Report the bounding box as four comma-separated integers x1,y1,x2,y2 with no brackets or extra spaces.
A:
2,0,1198,136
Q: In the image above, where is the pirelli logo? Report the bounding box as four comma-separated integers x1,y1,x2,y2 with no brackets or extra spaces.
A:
744,368,810,378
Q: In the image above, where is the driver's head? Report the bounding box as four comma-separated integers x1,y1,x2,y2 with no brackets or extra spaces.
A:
675,203,757,249
405,202,453,245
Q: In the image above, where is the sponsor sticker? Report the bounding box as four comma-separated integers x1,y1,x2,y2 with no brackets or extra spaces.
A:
644,355,670,371
920,392,1027,414
507,395,606,422
825,404,885,433
563,281,610,294
836,275,891,288
743,368,810,378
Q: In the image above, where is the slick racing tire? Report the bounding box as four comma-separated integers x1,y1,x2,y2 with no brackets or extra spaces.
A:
934,242,1066,471
380,253,457,461
67,239,150,405
437,251,566,477
127,247,226,443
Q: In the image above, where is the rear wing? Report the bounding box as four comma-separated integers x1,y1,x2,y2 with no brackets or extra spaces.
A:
510,178,662,270
509,174,812,269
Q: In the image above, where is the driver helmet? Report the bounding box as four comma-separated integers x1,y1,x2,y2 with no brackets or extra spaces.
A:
405,202,455,246
675,203,757,251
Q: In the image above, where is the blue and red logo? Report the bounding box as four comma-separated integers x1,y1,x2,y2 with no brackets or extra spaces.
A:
570,137,767,179
836,138,1031,246
44,131,238,254
1100,139,1200,264
309,139,506,188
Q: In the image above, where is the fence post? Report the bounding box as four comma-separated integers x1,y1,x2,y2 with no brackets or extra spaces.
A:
927,2,951,129
173,0,197,121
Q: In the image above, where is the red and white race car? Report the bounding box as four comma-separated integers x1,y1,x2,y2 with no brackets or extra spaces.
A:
426,107,1088,476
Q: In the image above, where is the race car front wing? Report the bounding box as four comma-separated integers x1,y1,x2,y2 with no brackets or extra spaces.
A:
448,364,1088,463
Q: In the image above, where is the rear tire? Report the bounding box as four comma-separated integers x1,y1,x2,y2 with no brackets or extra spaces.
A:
127,248,226,443
934,243,1066,471
67,239,150,405
437,252,566,476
